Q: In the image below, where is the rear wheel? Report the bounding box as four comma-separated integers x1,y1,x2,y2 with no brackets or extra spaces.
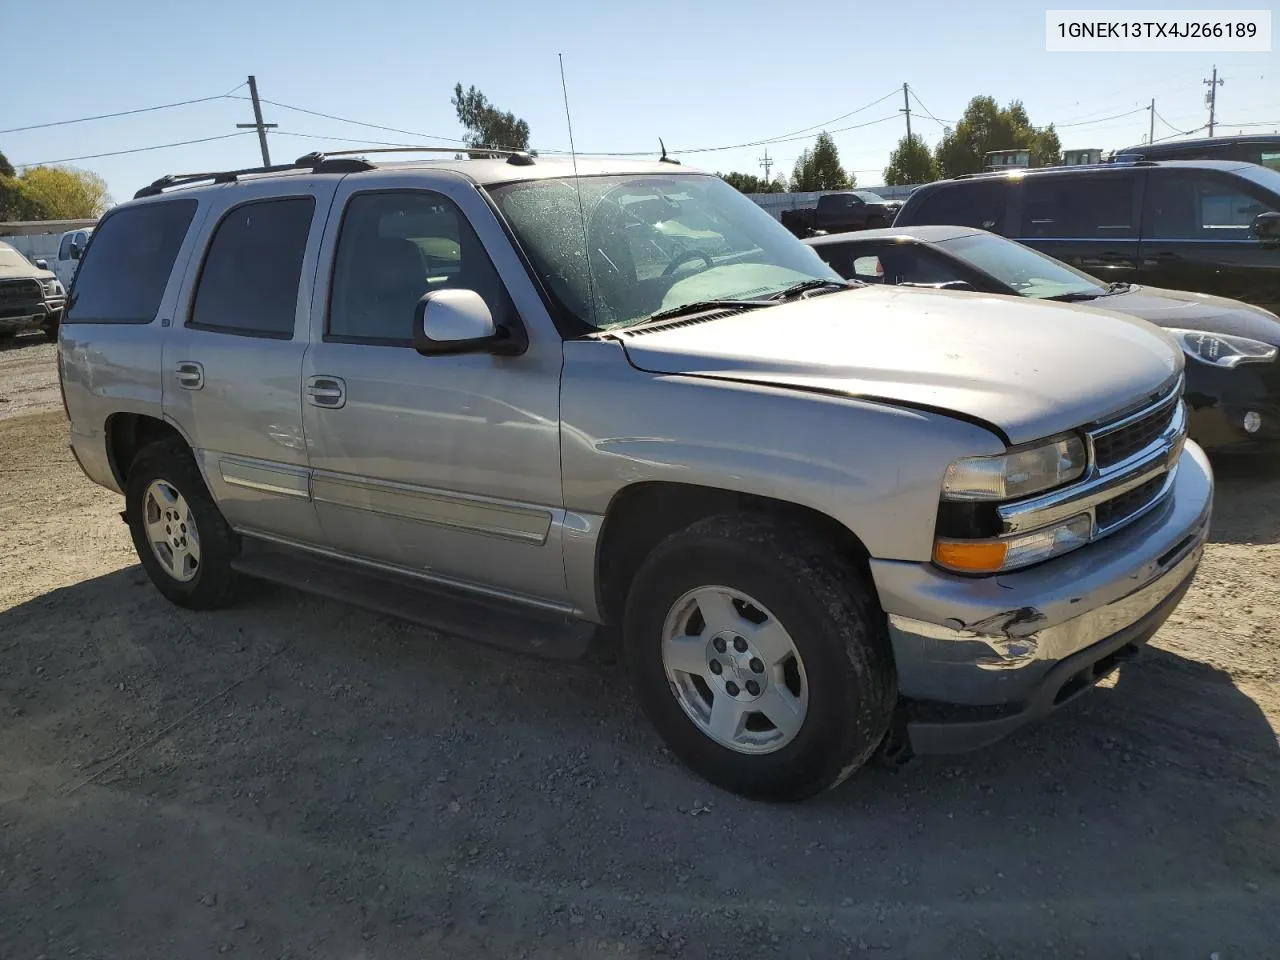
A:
623,514,896,801
126,439,240,609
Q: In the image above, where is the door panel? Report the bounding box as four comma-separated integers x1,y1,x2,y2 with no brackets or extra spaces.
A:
301,175,568,604
1013,172,1143,285
1138,169,1280,312
163,181,336,544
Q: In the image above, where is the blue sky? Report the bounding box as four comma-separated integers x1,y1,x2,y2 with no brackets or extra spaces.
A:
3,0,1277,204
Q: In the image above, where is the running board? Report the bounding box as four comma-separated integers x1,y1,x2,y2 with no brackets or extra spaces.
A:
230,539,602,661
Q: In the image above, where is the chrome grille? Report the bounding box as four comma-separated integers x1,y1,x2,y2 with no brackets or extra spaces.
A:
998,379,1186,543
1091,398,1179,470
0,279,42,303
1094,473,1167,531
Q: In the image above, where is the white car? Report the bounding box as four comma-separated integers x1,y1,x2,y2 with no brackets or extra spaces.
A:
53,227,94,289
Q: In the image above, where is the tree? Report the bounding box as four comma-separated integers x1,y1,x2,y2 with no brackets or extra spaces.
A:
13,166,111,219
451,83,531,151
0,148,13,179
719,171,786,194
882,134,939,185
933,96,1061,178
789,132,852,192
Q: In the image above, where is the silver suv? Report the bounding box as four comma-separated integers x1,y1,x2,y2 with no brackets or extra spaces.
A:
58,149,1213,800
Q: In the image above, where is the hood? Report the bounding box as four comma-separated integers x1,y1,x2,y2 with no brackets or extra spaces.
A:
614,286,1182,445
1099,285,1280,346
0,251,49,281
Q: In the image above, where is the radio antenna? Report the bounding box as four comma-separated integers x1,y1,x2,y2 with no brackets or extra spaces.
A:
558,52,597,325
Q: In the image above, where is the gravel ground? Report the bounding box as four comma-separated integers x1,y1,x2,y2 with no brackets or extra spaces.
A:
1,332,1277,960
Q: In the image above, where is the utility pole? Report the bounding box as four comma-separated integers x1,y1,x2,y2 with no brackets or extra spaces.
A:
901,83,912,142
1148,98,1155,144
1203,66,1223,137
758,148,773,186
236,75,277,167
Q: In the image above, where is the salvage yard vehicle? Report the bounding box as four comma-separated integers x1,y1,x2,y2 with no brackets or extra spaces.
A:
807,226,1280,453
892,159,1280,315
0,240,66,343
780,190,902,238
58,149,1212,800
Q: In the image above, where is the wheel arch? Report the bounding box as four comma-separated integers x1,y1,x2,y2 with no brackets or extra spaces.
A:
594,480,875,628
105,412,193,489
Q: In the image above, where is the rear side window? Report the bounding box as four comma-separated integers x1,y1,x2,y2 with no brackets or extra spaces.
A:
190,197,315,339
1019,175,1137,239
903,183,1009,233
63,200,197,324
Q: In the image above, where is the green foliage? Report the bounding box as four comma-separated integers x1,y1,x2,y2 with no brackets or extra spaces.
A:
451,83,531,152
0,149,14,179
933,96,1061,177
1,163,111,221
883,134,939,186
790,132,852,192
718,171,787,194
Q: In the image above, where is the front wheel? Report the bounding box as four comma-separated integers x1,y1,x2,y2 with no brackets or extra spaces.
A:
623,515,896,801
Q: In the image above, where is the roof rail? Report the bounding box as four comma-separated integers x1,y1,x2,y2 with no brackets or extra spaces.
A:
951,159,1159,181
133,145,537,199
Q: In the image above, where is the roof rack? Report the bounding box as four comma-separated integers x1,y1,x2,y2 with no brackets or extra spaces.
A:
951,159,1159,180
133,145,536,199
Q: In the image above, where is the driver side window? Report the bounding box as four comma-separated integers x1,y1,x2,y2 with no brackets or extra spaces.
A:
328,191,510,345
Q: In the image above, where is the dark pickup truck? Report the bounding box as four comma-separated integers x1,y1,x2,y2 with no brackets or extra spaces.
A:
780,190,903,238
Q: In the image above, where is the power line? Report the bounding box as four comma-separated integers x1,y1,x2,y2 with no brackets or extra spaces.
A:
232,96,468,144
0,93,237,136
907,89,951,126
13,132,255,168
1056,106,1149,128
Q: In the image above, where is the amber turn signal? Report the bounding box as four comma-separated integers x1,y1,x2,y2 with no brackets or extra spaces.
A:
933,539,1009,573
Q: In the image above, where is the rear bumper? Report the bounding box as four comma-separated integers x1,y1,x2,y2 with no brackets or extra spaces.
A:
870,440,1213,749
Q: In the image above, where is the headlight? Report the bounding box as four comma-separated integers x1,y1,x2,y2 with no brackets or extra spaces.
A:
934,513,1092,574
1167,328,1277,368
941,433,1086,501
41,279,62,296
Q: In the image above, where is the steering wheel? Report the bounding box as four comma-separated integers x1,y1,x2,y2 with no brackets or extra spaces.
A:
662,249,714,278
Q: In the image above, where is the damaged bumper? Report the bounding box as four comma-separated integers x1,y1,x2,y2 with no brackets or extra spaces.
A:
870,440,1213,753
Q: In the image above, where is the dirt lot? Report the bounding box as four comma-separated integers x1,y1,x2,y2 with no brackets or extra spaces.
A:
1,334,1277,960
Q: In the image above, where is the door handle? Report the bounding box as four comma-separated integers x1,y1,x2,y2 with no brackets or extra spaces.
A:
306,375,346,409
174,361,204,390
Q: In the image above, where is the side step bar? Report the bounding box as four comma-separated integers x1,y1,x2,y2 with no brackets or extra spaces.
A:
230,538,604,662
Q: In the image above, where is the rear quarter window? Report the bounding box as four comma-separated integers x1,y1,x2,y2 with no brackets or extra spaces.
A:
63,200,198,324
900,182,1010,233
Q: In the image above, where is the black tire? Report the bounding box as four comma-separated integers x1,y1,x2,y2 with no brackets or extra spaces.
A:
623,514,897,801
126,438,240,609
41,319,59,342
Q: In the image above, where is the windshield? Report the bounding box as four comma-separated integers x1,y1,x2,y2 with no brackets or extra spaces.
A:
940,232,1107,299
487,174,840,329
853,191,887,204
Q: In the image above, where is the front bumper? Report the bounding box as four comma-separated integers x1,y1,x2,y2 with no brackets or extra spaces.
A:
1185,360,1280,453
871,440,1213,752
0,300,60,333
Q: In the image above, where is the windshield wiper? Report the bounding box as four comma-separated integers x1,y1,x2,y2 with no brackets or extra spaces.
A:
1044,291,1103,302
768,278,860,301
628,298,774,328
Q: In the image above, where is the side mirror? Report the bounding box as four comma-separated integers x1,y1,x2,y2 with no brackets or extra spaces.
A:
69,242,82,260
413,288,526,357
1255,211,1280,244
34,259,48,270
